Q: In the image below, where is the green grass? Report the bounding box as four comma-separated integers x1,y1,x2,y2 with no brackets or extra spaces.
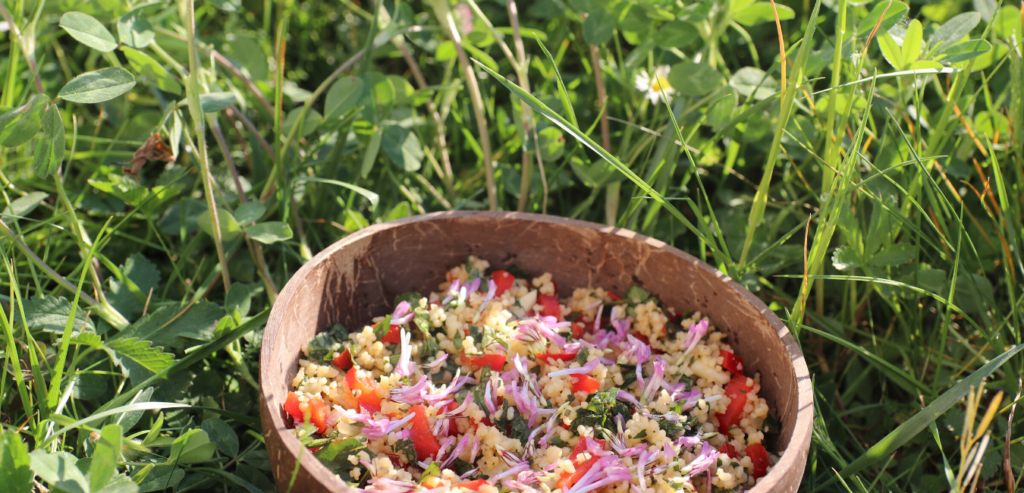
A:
1,0,1023,491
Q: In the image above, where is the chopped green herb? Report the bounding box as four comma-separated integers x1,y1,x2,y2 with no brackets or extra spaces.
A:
570,387,633,434
573,347,590,366
419,462,441,484
306,324,348,363
394,438,418,465
618,363,638,388
493,401,531,444
374,314,392,341
395,291,423,306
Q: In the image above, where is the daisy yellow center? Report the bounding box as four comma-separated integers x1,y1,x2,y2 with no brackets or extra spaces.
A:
650,76,672,92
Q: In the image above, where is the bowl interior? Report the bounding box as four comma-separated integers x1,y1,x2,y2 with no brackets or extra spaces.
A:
260,212,811,492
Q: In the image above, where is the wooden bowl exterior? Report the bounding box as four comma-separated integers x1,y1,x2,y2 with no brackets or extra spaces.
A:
259,211,813,492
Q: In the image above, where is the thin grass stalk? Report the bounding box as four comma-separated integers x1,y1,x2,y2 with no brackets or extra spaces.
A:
184,0,231,293
430,0,497,210
821,0,848,192
45,221,106,410
258,26,420,202
396,41,456,202
0,254,34,426
737,4,802,268
592,45,616,225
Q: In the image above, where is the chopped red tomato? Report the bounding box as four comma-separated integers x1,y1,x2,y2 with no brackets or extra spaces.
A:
283,392,303,424
346,367,382,413
633,332,650,345
332,350,353,369
746,443,770,478
463,354,506,371
715,374,754,432
557,438,606,489
538,294,561,319
453,479,488,491
282,392,328,433
721,350,744,374
719,443,739,459
571,321,586,339
551,279,559,295
408,405,441,461
537,351,578,364
491,270,515,296
607,291,621,301
571,374,601,395
380,323,403,344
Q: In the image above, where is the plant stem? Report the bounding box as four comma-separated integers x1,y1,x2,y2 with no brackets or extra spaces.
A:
592,44,616,225
0,219,129,329
184,0,232,293
430,0,497,211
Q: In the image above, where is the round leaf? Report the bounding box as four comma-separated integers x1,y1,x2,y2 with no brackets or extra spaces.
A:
667,62,725,97
733,3,795,27
728,66,777,100
197,207,242,242
233,202,266,226
200,419,239,457
117,8,154,49
537,127,565,161
122,47,182,95
60,12,118,52
283,108,322,139
583,8,616,45
0,94,48,147
196,92,237,113
225,283,252,318
381,126,424,172
325,76,364,120
169,429,217,464
655,21,699,48
245,222,293,244
58,67,136,104
33,103,66,179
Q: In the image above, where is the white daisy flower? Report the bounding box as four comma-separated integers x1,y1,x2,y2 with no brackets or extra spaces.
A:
634,65,675,104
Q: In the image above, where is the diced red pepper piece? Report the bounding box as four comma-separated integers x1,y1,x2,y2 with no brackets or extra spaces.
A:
607,291,621,301
282,392,329,433
332,350,353,369
719,443,739,459
346,367,382,413
306,397,329,433
380,323,402,344
721,350,744,374
463,354,506,372
633,333,650,345
571,374,600,395
557,438,606,489
537,351,578,364
551,279,559,295
571,321,585,339
408,405,441,461
746,443,770,478
538,294,561,319
715,374,754,432
453,479,488,491
491,270,515,296
283,392,303,424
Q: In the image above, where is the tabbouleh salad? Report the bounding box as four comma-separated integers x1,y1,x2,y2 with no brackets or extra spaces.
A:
284,256,777,492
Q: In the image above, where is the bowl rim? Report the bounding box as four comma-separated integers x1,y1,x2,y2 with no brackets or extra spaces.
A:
259,211,813,492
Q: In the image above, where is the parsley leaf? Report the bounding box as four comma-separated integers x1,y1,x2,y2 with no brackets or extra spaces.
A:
306,324,348,363
618,364,638,388
373,314,392,341
493,401,531,444
570,387,634,434
573,347,590,366
394,438,418,465
395,291,423,306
